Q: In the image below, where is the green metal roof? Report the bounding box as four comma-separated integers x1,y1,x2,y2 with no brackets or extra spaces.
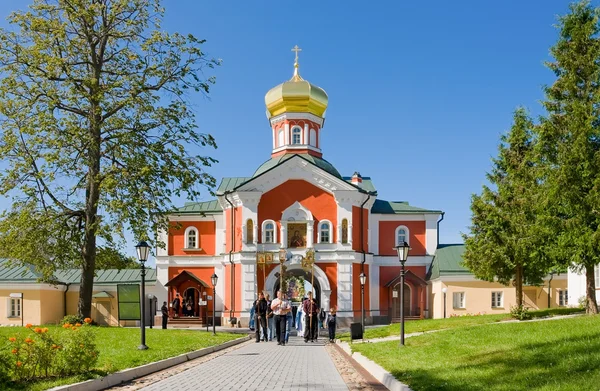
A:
427,244,471,280
342,176,377,193
371,199,443,214
175,200,222,214
217,177,251,194
0,260,156,285
252,153,343,179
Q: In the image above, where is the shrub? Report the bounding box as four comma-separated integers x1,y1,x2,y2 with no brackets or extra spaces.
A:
60,314,84,326
4,322,98,382
510,305,532,321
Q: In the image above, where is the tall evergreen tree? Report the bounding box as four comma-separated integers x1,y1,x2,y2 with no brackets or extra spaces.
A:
463,108,549,307
536,1,600,314
0,0,219,318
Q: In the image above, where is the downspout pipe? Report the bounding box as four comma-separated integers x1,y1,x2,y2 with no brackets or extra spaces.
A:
360,192,372,270
63,283,71,317
437,212,445,248
224,191,236,323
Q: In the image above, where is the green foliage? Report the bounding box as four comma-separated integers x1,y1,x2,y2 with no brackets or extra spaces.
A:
0,0,220,317
509,305,532,321
60,315,84,326
462,108,550,306
535,0,600,313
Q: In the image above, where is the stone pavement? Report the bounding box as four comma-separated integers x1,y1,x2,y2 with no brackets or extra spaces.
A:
138,336,349,391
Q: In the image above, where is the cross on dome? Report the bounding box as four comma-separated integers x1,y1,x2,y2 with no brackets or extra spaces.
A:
291,45,303,81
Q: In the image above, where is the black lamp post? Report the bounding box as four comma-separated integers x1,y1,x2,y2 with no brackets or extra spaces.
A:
442,287,448,318
359,272,367,339
136,240,151,350
211,273,218,335
394,241,411,346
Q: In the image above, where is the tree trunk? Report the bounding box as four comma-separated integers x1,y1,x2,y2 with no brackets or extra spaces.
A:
585,264,598,314
515,264,523,307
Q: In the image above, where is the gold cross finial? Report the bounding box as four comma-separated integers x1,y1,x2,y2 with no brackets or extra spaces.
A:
291,45,303,81
292,45,302,63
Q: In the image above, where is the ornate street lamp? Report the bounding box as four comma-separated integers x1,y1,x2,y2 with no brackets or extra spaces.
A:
394,241,411,346
359,272,367,339
278,248,287,295
135,240,151,350
442,287,448,319
211,273,218,335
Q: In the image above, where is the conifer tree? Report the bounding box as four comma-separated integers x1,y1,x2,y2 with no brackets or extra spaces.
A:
463,108,549,307
536,1,600,313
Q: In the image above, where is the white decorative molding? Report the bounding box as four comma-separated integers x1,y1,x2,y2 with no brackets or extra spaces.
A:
337,262,353,315
269,112,324,127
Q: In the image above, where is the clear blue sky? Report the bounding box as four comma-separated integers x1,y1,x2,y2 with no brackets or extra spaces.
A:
0,0,576,260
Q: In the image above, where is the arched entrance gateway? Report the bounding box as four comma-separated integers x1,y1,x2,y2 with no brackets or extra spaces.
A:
165,271,213,325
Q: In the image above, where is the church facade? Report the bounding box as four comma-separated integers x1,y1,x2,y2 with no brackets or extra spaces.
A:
154,51,443,327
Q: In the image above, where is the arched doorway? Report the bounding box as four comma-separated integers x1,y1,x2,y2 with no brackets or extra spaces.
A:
165,270,211,323
385,270,428,321
391,283,412,318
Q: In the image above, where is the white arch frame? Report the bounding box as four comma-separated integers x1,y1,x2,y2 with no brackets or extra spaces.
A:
395,225,410,246
264,261,332,311
262,219,277,244
184,226,199,249
318,219,333,244
291,126,302,145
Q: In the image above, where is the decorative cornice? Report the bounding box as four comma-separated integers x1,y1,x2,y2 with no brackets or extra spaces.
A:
270,112,324,127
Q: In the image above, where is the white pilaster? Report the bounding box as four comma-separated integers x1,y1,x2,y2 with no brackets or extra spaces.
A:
280,222,288,248
156,228,168,256
284,123,290,145
369,264,380,316
306,220,314,248
241,261,257,313
425,214,440,255
303,124,309,145
337,261,353,317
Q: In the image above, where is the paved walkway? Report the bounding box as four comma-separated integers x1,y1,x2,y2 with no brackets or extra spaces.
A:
139,336,348,391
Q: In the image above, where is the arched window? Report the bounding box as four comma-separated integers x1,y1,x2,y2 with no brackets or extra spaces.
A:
341,219,349,244
318,220,332,244
278,129,284,147
185,227,198,249
395,225,410,246
262,220,276,243
292,126,302,145
246,219,254,244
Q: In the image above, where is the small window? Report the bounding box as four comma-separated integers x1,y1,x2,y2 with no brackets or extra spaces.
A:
319,222,330,243
265,223,274,243
9,298,21,317
246,220,254,244
341,219,349,244
292,127,302,145
395,226,410,246
559,290,568,307
453,292,465,309
491,292,503,308
187,228,197,249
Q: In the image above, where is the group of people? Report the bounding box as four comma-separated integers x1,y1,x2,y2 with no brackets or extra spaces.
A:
252,290,337,344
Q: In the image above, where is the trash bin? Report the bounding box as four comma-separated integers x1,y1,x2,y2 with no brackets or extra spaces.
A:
350,322,363,340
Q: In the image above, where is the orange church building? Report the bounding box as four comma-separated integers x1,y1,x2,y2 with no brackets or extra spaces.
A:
154,51,444,327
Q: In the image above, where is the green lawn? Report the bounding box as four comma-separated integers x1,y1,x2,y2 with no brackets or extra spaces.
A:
339,307,584,342
352,314,600,391
0,327,243,391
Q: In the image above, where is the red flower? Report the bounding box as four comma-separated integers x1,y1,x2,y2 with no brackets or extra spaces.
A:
24,324,32,329
8,337,16,342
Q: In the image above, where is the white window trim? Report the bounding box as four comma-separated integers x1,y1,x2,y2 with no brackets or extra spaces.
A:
491,291,503,308
318,219,333,244
262,220,277,244
453,292,466,309
184,226,200,250
559,289,568,307
291,126,302,145
395,225,410,247
7,298,21,318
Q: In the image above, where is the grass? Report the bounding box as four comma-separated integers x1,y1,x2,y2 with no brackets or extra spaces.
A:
352,314,600,391
0,326,243,391
338,307,584,342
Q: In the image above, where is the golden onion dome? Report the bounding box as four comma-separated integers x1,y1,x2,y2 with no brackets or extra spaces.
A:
265,46,328,119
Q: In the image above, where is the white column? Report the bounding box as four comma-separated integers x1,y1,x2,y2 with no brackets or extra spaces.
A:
369,264,380,316
348,225,353,245
306,220,314,248
284,123,290,145
253,222,258,245
280,222,287,248
337,261,353,318
303,124,309,145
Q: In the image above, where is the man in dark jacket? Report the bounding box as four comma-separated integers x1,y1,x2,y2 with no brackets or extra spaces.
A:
161,301,169,329
254,292,268,342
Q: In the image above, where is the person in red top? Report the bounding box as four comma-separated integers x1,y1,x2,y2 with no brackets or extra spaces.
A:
303,291,319,342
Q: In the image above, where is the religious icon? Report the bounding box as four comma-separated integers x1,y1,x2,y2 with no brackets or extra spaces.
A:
265,253,274,263
257,253,266,265
287,223,307,248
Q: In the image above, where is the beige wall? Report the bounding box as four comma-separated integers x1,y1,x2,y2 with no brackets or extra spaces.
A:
67,290,120,326
430,278,568,319
40,289,65,325
0,289,43,326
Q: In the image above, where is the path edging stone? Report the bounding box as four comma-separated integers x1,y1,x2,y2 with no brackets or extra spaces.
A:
48,335,251,391
338,341,413,391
